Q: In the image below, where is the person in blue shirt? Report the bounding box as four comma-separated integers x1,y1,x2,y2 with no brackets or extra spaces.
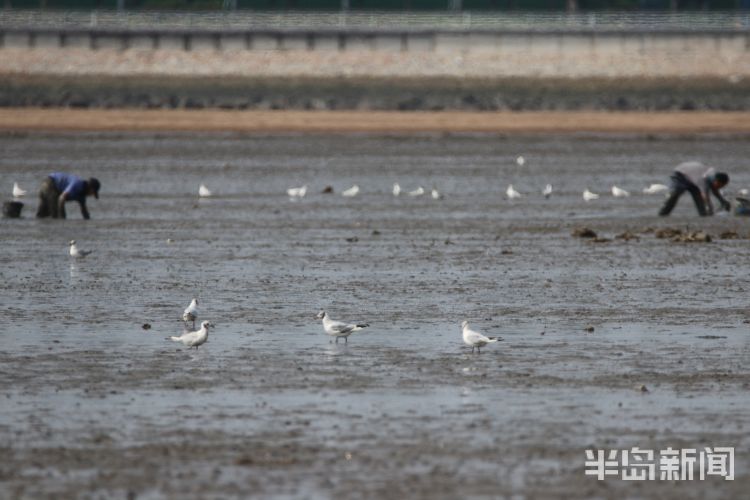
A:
36,173,100,220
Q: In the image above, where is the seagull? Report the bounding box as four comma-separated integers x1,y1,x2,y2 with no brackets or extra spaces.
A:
316,311,369,344
198,184,212,197
12,182,26,197
392,183,401,196
431,188,441,200
342,185,359,197
287,185,307,198
408,186,425,197
740,188,749,196
169,321,211,349
506,184,522,200
182,298,198,330
69,240,92,258
462,321,500,354
611,185,630,197
642,183,669,195
542,184,553,198
583,189,600,202
516,155,526,166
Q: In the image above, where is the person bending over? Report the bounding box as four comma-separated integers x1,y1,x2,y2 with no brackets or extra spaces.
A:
37,172,100,220
659,161,729,217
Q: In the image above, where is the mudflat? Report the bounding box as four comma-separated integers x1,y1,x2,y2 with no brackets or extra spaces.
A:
0,133,748,499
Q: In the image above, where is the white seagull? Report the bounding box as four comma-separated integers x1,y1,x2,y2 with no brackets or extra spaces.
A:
12,182,27,198
462,321,500,354
642,183,669,195
342,185,359,197
182,298,198,329
169,321,211,349
506,184,522,200
316,311,369,344
583,189,600,202
739,188,749,196
542,184,553,198
69,240,92,259
287,185,307,198
611,185,630,197
408,186,425,197
431,188,441,200
198,184,212,197
392,183,401,196
516,155,526,166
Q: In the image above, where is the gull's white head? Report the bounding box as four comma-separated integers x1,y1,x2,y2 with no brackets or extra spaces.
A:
69,240,76,246
461,320,469,329
316,311,327,320
200,321,210,330
191,298,198,306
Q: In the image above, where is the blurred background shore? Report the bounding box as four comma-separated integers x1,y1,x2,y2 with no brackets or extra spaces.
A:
1,7,749,111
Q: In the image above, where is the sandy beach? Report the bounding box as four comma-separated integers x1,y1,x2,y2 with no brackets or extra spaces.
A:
2,109,750,134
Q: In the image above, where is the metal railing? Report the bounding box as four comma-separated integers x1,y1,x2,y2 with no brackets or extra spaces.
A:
0,10,749,33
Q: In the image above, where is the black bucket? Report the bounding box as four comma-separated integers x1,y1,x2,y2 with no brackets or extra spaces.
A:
2,201,23,218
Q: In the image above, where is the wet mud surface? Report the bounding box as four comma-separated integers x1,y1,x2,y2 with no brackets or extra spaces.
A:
1,133,749,498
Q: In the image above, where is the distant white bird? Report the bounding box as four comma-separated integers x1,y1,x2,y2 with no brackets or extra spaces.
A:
316,311,369,344
287,185,307,198
462,321,500,354
740,188,749,196
392,183,401,196
12,182,26,198
342,185,359,197
198,184,212,197
169,321,211,349
611,185,630,197
182,298,198,329
69,240,92,259
642,183,669,195
431,188,441,200
516,155,526,166
408,186,425,197
583,189,600,202
506,184,522,200
542,184,553,198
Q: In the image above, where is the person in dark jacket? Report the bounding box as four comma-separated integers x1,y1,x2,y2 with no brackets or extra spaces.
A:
659,161,729,217
36,173,100,220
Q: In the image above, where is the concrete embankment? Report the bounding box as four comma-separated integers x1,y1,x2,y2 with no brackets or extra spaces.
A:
1,25,748,110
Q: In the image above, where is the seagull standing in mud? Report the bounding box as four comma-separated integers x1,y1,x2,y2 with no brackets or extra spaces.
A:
287,185,307,199
611,185,630,197
408,186,425,197
431,188,441,200
583,189,600,201
169,320,211,349
198,184,212,197
342,185,359,197
12,182,26,198
462,321,500,354
542,184,553,198
182,298,198,330
316,311,369,344
392,183,401,196
506,184,522,200
516,155,526,166
69,240,92,259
